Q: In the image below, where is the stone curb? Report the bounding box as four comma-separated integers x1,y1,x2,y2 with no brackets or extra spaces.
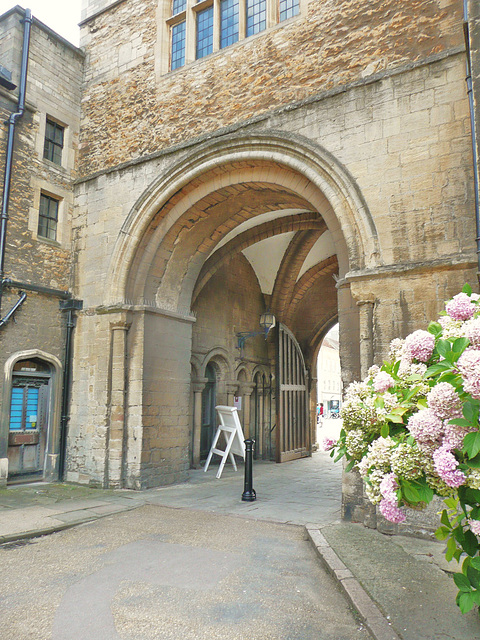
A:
305,526,402,640
0,504,140,546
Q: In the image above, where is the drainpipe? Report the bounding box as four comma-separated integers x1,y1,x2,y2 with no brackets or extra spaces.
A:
0,8,33,315
58,298,83,480
0,291,26,328
464,0,480,285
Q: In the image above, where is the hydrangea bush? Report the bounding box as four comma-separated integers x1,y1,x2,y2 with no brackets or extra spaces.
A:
326,285,480,614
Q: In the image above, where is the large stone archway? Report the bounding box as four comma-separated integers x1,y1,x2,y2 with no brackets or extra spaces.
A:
68,132,379,489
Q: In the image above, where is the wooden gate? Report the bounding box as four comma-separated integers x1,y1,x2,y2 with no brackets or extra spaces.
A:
276,323,310,463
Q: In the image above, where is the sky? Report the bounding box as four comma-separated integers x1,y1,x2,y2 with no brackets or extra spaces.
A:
0,0,82,46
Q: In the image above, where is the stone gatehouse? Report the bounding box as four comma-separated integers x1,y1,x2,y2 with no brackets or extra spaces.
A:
1,0,480,525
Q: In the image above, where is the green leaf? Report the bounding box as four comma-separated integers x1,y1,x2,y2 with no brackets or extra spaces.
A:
425,362,452,378
463,530,480,556
401,480,420,504
470,506,480,520
446,536,459,561
345,459,355,473
380,423,390,438
449,418,474,428
465,454,480,469
454,548,464,562
374,396,385,410
438,372,461,386
403,386,421,402
436,339,452,358
463,400,480,425
454,572,473,592
405,374,423,383
428,321,443,337
435,526,451,541
411,478,434,504
441,509,452,528
463,432,480,459
444,497,459,510
462,283,473,296
453,337,470,355
385,413,404,424
457,590,477,613
470,557,480,571
467,566,480,590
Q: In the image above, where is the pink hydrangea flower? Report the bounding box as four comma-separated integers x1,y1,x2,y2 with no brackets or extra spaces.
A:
379,498,406,523
457,350,480,399
433,444,466,488
464,318,480,349
404,330,435,363
380,472,399,502
407,409,443,443
426,383,462,420
322,438,337,452
443,423,469,451
446,293,476,321
373,371,395,393
469,519,480,536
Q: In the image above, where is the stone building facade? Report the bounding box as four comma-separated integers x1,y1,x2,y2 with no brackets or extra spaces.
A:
1,1,480,529
0,7,83,483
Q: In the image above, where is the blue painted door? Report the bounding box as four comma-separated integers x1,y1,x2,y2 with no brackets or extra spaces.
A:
8,378,49,477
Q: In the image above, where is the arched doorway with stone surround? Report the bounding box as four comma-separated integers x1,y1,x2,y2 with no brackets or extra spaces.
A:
99,132,380,489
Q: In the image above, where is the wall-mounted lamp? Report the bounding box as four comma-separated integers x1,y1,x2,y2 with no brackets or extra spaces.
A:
236,311,276,356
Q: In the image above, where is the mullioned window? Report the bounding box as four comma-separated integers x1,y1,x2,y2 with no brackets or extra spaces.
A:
167,0,299,71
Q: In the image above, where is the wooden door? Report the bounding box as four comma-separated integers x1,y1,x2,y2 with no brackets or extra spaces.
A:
8,376,50,477
276,323,310,462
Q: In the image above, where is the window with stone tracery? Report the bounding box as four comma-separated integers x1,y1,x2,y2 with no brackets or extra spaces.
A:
167,0,299,71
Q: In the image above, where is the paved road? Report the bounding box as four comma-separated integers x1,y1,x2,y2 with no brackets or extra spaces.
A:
0,505,371,640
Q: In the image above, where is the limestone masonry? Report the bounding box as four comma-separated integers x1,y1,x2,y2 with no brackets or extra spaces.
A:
1,0,480,532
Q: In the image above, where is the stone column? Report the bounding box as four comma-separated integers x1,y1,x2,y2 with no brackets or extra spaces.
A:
107,320,130,488
238,382,255,438
192,377,208,468
310,375,318,450
225,381,239,407
357,299,375,379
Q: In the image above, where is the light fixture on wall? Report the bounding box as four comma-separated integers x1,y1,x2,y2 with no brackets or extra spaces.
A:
236,311,276,356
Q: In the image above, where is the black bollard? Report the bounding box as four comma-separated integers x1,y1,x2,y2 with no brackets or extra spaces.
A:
242,438,256,502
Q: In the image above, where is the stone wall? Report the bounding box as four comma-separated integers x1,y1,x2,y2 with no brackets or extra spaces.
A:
0,8,83,483
78,0,464,177
67,0,480,499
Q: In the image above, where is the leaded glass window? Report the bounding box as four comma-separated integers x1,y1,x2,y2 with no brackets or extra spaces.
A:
172,0,187,14
196,6,214,58
171,21,186,69
246,0,266,36
220,0,239,48
279,0,298,21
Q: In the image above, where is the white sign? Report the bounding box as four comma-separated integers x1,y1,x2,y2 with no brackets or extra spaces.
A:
203,405,245,479
234,396,242,410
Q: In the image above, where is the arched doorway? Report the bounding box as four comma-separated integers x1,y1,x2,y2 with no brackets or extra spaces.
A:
72,132,379,488
8,358,52,481
252,370,274,460
200,363,217,460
